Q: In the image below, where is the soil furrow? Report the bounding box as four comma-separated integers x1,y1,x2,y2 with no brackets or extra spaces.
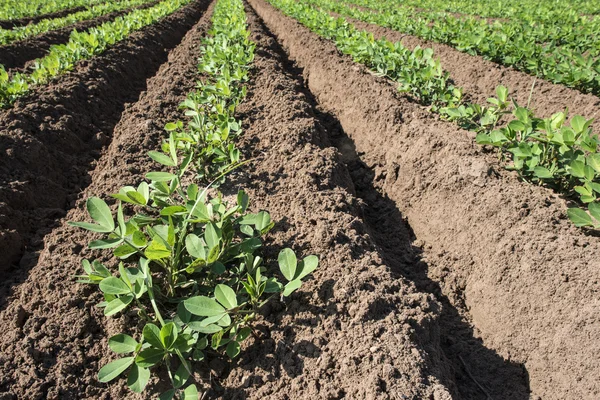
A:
0,0,161,71
0,0,210,300
0,2,216,398
247,0,600,399
0,7,88,30
333,11,600,130
205,4,455,398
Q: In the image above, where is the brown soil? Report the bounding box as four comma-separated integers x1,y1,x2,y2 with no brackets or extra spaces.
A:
1,0,599,398
334,12,600,130
211,6,456,398
0,6,87,30
0,0,210,294
247,0,600,399
0,0,160,71
0,1,215,398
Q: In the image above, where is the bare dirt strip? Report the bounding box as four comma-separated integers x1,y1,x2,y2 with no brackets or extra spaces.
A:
0,0,210,298
331,10,600,130
0,0,161,70
0,2,215,398
247,0,600,398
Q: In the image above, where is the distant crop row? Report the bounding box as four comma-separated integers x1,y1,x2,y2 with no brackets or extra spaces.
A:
383,0,600,20
0,0,106,21
272,0,600,228
68,0,318,397
314,0,600,95
0,0,194,108
0,0,157,46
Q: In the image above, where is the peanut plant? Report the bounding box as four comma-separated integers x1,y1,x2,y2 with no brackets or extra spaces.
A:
69,0,319,397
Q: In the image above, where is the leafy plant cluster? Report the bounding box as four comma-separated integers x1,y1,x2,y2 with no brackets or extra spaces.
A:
270,0,461,110
462,88,600,227
271,0,600,228
0,0,193,109
69,0,318,398
0,0,105,21
333,0,600,94
375,0,600,20
0,0,158,46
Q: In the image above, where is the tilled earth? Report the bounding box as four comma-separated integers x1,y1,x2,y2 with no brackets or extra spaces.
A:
0,0,599,399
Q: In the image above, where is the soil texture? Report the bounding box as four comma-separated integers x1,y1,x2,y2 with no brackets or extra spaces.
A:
247,0,600,398
0,0,160,71
0,1,215,398
0,0,210,296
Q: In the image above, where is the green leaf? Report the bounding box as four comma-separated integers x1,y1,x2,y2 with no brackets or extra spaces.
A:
295,255,319,280
86,197,115,232
569,160,586,178
226,341,241,358
143,324,163,349
215,284,237,309
104,294,134,316
160,322,178,350
283,279,302,296
570,115,587,133
146,172,175,182
589,202,600,222
68,221,111,233
183,385,199,400
148,151,176,166
173,361,190,389
100,277,131,295
587,154,600,173
533,166,553,179
127,364,150,393
278,248,297,281
135,347,165,368
89,238,123,249
145,239,171,260
126,191,147,205
205,223,220,249
98,357,134,383
160,206,187,216
187,322,222,334
184,296,226,317
567,208,593,227
108,334,138,354
159,389,176,400
185,234,205,259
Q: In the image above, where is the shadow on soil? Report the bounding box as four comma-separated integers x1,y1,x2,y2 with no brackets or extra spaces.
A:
211,6,531,398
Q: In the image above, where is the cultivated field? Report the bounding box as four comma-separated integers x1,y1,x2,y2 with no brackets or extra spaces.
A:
0,0,599,399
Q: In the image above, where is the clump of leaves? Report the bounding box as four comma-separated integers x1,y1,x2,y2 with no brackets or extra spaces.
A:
470,88,600,228
70,176,318,397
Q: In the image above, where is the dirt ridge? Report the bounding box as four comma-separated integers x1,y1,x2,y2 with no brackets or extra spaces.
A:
0,1,215,398
247,0,600,398
333,11,600,130
0,0,210,298
0,0,161,71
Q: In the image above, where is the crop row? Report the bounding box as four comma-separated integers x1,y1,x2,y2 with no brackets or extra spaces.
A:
68,0,318,397
0,0,195,109
382,0,600,20
271,0,600,228
356,0,600,55
0,0,106,21
323,0,600,95
0,0,158,46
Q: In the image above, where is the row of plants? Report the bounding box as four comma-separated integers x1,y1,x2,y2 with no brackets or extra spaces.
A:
333,0,600,95
0,0,158,46
379,0,600,20
0,0,194,109
345,0,600,57
69,0,318,397
0,0,106,21
271,0,600,228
